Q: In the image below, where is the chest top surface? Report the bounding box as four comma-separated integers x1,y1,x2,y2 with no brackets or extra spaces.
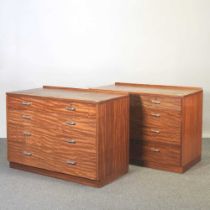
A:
96,82,202,97
7,87,127,103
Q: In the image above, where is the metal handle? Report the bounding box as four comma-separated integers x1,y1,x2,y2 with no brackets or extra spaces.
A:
23,131,31,136
151,129,160,134
66,139,76,144
21,101,32,106
65,121,76,126
151,113,161,117
65,106,76,111
151,100,161,104
66,160,77,165
23,151,32,156
150,147,160,152
22,115,32,120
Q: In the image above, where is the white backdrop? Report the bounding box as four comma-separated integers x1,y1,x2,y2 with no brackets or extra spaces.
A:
0,0,210,138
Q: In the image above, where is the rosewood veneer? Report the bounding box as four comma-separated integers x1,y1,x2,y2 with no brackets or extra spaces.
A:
7,86,129,187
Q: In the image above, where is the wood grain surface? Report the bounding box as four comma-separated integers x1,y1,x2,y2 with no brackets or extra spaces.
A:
92,82,203,173
7,87,129,186
181,91,203,166
94,82,202,97
7,87,126,103
130,141,181,166
97,97,129,183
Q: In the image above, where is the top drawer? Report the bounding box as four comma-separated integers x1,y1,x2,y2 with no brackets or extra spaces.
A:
131,94,182,111
7,95,96,118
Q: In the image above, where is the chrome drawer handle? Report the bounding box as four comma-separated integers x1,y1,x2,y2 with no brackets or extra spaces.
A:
23,131,31,136
151,129,160,134
23,151,32,156
151,100,161,104
151,113,161,117
65,106,76,111
65,121,76,126
150,147,160,152
66,139,76,144
66,160,77,165
21,101,32,106
22,115,32,120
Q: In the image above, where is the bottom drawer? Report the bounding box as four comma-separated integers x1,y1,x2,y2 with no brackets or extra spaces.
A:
8,142,55,171
130,141,181,166
53,151,97,180
8,142,97,180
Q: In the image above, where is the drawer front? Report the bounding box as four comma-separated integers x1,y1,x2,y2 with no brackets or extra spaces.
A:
130,141,181,166
8,123,96,151
53,150,97,180
131,94,182,111
131,124,181,145
8,141,97,180
8,142,55,171
131,108,181,129
48,100,96,118
54,135,96,153
8,110,34,129
8,96,48,111
57,114,96,137
7,95,96,118
7,124,42,146
8,110,97,137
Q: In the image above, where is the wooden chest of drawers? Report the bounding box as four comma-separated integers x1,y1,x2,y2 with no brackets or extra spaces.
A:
7,86,129,187
92,82,203,173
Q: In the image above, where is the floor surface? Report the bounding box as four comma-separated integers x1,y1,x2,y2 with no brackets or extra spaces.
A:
0,138,210,210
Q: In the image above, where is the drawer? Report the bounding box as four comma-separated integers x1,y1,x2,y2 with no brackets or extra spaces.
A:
7,95,96,118
57,114,96,137
7,96,48,111
7,124,42,146
130,108,181,129
54,135,96,153
7,110,34,128
8,137,97,180
48,100,96,118
8,110,96,137
53,150,97,180
8,142,55,171
8,123,96,151
130,141,181,166
130,94,182,111
131,124,181,145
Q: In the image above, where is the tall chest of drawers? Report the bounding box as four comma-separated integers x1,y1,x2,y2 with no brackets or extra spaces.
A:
7,86,129,187
93,82,203,173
